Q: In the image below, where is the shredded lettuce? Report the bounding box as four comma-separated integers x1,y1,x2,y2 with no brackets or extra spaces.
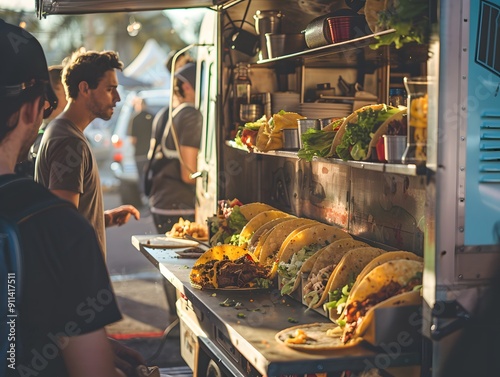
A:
298,128,337,162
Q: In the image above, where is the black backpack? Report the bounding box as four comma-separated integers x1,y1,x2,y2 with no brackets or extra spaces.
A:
0,176,70,373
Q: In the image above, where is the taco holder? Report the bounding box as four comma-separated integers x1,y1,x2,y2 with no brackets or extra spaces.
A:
360,304,423,348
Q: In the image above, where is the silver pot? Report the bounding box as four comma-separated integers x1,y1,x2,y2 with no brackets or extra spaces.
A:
240,104,263,122
254,10,283,60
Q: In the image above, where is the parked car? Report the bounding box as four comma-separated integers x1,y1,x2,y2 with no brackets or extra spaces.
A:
84,118,113,169
110,89,169,207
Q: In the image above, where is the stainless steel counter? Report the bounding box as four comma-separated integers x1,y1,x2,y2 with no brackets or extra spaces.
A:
132,235,421,376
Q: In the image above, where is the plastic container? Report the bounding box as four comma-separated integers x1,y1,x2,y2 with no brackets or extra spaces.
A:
402,77,431,164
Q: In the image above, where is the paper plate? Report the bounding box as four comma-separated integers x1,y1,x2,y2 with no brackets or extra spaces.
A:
275,322,363,351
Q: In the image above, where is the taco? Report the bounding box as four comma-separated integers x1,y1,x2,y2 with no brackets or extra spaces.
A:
255,110,306,152
238,210,294,248
234,115,268,151
257,218,319,267
189,245,271,289
297,117,345,162
208,201,276,246
329,104,402,161
248,217,296,255
276,224,352,291
278,238,368,294
346,251,423,300
340,259,423,344
303,243,381,310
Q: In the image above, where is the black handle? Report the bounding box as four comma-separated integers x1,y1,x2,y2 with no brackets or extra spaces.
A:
344,0,366,13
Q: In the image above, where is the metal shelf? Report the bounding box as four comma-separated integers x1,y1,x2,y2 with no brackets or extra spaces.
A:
225,140,425,176
255,29,396,66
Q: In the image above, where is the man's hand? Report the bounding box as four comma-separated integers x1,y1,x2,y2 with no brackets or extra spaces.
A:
109,338,146,376
105,205,140,227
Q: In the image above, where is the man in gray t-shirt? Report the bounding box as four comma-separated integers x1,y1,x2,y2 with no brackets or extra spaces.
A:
35,50,140,256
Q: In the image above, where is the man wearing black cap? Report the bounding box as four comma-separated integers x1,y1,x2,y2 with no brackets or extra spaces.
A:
0,19,144,376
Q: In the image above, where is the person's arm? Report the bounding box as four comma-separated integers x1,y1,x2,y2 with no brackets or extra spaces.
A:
105,205,141,227
178,145,199,184
61,329,123,377
51,189,79,208
109,338,146,375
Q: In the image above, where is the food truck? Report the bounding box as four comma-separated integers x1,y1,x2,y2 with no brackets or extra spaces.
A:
36,0,500,376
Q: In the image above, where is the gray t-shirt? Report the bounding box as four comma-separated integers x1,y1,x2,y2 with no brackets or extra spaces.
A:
149,104,202,215
35,118,106,254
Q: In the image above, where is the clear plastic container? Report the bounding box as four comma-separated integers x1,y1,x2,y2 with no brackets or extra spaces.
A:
402,77,430,164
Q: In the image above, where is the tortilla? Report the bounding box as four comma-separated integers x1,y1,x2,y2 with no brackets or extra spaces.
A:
276,225,353,291
304,244,383,309
346,259,423,306
248,217,296,255
277,224,352,264
291,239,369,295
368,107,407,160
238,202,276,220
348,251,423,298
258,218,318,266
328,104,401,161
364,0,390,33
189,245,249,289
340,260,423,344
238,210,293,248
275,322,363,351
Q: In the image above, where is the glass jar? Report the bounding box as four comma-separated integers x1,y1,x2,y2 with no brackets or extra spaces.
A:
402,77,431,164
388,88,407,107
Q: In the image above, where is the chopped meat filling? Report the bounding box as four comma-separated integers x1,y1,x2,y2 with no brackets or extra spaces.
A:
215,255,270,288
342,276,422,344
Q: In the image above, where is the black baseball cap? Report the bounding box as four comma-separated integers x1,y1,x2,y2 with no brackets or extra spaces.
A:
175,62,196,90
0,19,57,118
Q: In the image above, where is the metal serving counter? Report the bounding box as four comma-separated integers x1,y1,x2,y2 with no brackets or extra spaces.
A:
132,236,421,376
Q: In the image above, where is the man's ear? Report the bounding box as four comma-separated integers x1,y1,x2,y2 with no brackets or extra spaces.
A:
78,81,90,95
20,97,43,125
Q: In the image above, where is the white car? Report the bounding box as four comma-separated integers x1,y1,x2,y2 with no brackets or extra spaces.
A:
110,89,170,207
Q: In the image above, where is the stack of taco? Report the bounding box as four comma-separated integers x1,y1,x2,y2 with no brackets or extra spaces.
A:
256,218,319,267
276,225,353,294
328,104,405,161
238,209,294,249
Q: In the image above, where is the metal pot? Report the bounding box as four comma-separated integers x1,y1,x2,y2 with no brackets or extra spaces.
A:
304,14,332,49
240,104,263,122
253,10,283,60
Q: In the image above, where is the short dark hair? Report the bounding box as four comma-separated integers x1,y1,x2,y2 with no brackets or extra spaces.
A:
63,50,123,99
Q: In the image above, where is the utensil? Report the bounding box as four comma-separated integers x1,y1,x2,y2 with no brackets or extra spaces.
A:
297,119,321,149
383,135,407,164
183,234,211,248
253,10,283,60
282,128,300,150
265,33,306,59
240,103,263,122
